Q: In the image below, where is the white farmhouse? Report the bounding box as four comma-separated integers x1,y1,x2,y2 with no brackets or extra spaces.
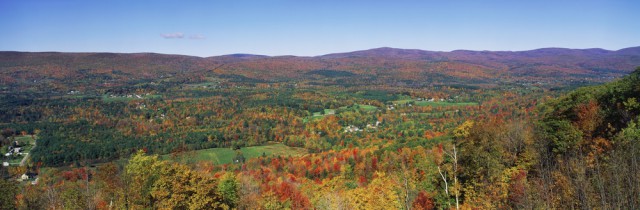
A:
20,174,29,181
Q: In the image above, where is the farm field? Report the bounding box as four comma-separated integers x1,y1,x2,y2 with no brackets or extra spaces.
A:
414,101,478,107
305,104,379,122
161,143,308,165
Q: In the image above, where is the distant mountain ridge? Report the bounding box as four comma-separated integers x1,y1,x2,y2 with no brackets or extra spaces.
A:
3,46,638,59
1,46,640,91
324,46,640,58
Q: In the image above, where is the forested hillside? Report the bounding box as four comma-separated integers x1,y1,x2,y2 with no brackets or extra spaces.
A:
2,47,639,93
533,67,640,208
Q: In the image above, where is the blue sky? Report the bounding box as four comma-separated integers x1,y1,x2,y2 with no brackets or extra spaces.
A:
1,0,638,57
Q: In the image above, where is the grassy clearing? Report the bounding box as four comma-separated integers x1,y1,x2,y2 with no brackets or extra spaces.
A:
305,104,377,122
8,158,21,165
312,109,336,117
14,135,35,144
392,99,414,105
162,143,307,165
324,109,336,114
415,101,478,107
357,104,378,111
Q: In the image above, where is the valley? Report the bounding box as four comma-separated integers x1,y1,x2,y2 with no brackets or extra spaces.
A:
1,48,639,209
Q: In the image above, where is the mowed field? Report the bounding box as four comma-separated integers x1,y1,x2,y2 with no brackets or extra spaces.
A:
307,104,379,122
162,143,308,165
392,99,478,107
414,101,478,107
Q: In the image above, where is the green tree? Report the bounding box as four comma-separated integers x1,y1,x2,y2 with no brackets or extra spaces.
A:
60,182,86,210
538,120,582,154
0,178,17,210
217,172,239,208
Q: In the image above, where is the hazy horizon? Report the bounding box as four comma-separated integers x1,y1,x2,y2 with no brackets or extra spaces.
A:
3,45,640,58
1,0,639,57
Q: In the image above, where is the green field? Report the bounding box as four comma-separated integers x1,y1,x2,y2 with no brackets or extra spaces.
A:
415,101,478,107
312,109,336,117
392,99,414,105
14,135,36,146
357,104,378,111
7,158,21,165
162,143,307,165
305,104,377,122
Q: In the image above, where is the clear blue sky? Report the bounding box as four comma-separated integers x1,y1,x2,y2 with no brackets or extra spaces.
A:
1,0,638,57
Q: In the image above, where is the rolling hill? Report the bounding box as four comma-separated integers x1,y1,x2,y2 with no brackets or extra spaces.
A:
1,47,640,93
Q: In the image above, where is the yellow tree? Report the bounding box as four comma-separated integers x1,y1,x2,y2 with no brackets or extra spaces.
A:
151,162,192,209
348,172,401,210
124,150,162,209
150,162,228,209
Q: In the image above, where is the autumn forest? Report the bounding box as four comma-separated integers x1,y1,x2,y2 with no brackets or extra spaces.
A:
1,48,640,209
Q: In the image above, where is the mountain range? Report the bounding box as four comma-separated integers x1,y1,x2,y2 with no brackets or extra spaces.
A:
1,47,640,92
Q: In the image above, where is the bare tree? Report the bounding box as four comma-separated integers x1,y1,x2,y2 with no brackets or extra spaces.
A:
437,144,459,210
